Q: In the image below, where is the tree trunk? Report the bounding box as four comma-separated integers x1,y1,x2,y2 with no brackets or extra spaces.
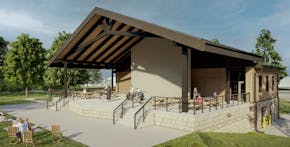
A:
25,87,29,97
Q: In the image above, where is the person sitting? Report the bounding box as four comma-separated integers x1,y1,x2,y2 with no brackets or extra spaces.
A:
213,92,218,99
13,118,23,139
0,112,7,122
192,88,198,99
0,112,3,121
22,117,31,131
197,94,203,105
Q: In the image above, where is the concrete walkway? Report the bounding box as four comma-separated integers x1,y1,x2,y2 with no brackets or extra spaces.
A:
265,114,290,137
0,102,187,147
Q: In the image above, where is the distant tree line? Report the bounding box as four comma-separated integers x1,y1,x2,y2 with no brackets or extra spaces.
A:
0,32,102,96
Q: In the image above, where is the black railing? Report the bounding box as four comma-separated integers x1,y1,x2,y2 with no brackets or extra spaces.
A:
55,95,70,111
134,96,155,129
134,96,181,129
113,99,129,124
133,92,250,129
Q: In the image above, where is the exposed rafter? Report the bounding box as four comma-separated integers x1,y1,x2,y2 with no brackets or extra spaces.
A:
106,30,159,37
63,16,105,60
70,32,107,56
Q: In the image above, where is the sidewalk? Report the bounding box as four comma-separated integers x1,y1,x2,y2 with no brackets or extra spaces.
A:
0,102,187,147
265,114,290,137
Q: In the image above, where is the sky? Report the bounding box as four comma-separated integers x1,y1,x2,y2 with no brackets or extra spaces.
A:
0,0,290,75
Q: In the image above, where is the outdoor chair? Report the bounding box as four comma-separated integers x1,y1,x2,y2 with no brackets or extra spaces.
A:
7,126,18,144
152,98,162,106
51,125,62,142
23,131,34,147
188,102,194,110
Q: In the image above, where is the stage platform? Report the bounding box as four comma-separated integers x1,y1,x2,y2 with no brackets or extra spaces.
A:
68,95,126,120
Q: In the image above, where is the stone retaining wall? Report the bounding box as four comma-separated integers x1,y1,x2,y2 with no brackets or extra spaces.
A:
68,102,113,120
256,98,279,130
143,103,252,133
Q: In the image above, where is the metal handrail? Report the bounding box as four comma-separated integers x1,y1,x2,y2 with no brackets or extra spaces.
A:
134,96,156,129
113,98,128,124
55,96,63,111
55,95,70,111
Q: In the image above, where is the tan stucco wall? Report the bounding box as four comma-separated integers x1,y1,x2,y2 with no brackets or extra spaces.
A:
255,68,278,101
245,66,278,102
246,67,256,102
131,38,182,98
191,68,226,96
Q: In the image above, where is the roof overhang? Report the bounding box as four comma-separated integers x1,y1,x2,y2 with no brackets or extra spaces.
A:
49,6,263,68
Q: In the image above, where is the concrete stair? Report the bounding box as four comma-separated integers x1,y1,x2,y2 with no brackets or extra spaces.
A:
214,118,251,133
116,101,144,128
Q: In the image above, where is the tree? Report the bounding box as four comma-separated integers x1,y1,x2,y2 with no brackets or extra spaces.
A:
0,36,9,64
212,38,220,44
87,69,102,84
44,31,93,89
3,33,46,96
253,29,288,82
0,36,9,92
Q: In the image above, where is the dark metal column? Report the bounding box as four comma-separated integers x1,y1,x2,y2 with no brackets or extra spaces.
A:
226,57,230,104
63,62,68,97
111,68,114,90
182,46,189,112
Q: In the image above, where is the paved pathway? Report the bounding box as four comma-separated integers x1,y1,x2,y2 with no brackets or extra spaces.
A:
265,114,290,137
0,102,187,147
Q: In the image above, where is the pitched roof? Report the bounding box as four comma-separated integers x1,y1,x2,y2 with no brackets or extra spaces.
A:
49,6,262,68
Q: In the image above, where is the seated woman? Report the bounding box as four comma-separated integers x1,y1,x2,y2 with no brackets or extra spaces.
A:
196,94,203,105
22,117,31,131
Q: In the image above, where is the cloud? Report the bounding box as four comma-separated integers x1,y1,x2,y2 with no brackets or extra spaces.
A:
0,9,57,35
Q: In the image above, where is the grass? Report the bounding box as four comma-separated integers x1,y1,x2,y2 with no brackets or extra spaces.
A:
154,132,290,147
0,90,64,105
0,113,87,147
280,100,290,115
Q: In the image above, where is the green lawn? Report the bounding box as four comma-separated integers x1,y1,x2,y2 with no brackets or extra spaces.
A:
280,100,290,115
0,90,63,105
0,113,87,147
154,132,290,147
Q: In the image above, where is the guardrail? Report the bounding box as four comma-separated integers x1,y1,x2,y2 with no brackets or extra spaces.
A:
133,92,250,129
55,95,70,111
134,96,155,129
113,99,129,124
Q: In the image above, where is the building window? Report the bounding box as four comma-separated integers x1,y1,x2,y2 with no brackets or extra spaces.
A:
272,76,275,91
259,75,262,92
266,76,269,92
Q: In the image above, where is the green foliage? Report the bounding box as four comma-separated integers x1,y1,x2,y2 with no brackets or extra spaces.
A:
0,36,9,63
44,31,93,89
87,69,102,83
253,29,288,82
0,36,9,92
212,38,220,44
0,113,87,146
2,33,46,95
280,100,290,115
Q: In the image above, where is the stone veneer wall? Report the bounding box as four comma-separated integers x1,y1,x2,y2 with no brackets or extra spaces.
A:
256,98,279,131
68,102,113,120
143,103,252,133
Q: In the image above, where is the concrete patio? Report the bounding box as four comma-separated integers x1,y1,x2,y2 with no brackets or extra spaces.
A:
0,101,187,147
